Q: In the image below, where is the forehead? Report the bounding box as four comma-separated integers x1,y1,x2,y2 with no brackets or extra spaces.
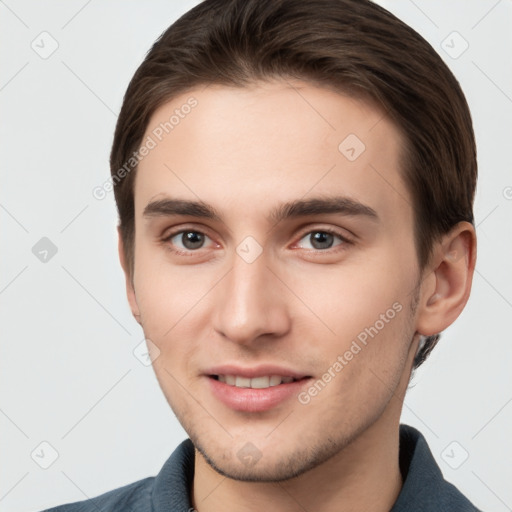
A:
134,80,411,226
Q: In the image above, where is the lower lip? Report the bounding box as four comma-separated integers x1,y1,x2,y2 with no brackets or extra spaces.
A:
206,376,312,412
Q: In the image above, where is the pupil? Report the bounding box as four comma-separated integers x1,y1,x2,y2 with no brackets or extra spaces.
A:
311,232,333,249
183,231,204,249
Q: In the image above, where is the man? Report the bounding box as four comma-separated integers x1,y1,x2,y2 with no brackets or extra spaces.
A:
42,0,481,510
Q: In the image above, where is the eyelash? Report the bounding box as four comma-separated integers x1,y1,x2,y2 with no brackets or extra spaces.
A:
161,226,353,256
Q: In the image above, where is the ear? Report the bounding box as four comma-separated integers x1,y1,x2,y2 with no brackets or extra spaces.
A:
117,226,141,325
415,221,477,336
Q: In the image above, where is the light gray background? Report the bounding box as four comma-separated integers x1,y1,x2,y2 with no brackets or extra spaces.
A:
1,1,511,511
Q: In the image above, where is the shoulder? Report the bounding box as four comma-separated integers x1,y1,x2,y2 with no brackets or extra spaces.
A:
393,425,483,511
39,476,155,512
36,438,196,512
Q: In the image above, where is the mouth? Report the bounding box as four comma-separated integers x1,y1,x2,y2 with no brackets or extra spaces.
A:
206,371,313,412
203,364,313,412
208,374,310,389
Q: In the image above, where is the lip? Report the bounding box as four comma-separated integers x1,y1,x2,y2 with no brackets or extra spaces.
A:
204,365,312,412
204,364,309,380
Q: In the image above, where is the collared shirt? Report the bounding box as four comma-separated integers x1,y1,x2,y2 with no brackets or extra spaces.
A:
41,424,481,511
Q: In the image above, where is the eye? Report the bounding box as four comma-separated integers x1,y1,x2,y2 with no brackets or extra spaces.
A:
165,229,216,253
295,229,350,251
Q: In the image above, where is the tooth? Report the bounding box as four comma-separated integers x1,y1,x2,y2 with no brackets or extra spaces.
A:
220,375,298,388
269,375,282,386
235,376,251,388
250,376,270,389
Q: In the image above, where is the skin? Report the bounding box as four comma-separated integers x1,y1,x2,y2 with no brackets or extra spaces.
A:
118,80,476,512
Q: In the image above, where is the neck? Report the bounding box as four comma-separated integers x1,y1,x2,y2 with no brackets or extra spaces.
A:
191,417,403,512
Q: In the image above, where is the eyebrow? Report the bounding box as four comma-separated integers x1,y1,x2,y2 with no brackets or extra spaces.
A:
143,196,379,224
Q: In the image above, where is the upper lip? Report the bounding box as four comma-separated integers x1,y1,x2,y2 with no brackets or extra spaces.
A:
204,364,310,379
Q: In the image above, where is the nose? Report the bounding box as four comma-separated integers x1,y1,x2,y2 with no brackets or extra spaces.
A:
212,250,291,346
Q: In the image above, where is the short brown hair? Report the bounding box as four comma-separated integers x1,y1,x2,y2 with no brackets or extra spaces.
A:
110,0,477,368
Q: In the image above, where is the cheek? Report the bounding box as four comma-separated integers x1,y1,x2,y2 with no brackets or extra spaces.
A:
134,267,209,333
283,259,408,338
132,242,221,359
285,256,415,396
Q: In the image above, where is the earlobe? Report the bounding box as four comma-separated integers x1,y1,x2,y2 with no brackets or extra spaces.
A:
117,226,142,325
415,222,476,336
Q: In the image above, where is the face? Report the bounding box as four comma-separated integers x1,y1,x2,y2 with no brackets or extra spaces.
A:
125,80,423,481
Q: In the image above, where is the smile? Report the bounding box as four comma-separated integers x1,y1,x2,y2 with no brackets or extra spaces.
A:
210,374,302,389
